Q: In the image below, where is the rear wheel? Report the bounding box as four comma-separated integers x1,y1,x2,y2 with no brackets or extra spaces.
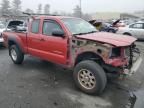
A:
9,45,24,64
73,60,107,95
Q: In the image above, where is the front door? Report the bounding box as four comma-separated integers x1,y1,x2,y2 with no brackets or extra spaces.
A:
40,19,68,65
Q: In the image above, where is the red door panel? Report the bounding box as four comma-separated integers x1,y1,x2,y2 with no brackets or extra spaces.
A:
41,35,68,64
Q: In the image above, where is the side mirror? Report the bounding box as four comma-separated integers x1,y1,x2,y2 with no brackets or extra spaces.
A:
52,29,65,38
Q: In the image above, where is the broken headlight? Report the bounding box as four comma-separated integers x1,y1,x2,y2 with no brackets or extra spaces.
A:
110,47,121,58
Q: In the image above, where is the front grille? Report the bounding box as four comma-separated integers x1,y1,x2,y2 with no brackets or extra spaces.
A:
126,46,134,68
125,47,130,57
125,44,140,68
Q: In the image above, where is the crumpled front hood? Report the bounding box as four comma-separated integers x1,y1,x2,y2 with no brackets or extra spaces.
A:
76,32,137,47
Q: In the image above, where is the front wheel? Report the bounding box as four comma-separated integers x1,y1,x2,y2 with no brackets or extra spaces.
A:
9,45,24,64
73,60,107,95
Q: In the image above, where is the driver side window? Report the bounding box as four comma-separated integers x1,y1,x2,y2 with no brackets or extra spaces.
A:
43,20,63,36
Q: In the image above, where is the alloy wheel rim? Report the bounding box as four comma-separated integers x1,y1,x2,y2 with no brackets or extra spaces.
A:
11,49,17,61
78,69,96,90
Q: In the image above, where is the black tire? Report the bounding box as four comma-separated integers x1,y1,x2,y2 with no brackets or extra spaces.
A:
9,45,24,64
73,60,107,95
108,29,114,33
137,38,144,42
123,33,131,36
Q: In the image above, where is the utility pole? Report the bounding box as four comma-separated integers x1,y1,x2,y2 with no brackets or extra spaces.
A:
80,0,82,17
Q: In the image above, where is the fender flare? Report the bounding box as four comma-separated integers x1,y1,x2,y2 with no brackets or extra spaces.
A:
8,37,24,54
75,51,104,66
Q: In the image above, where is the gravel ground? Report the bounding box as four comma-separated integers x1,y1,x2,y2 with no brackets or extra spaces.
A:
0,42,144,108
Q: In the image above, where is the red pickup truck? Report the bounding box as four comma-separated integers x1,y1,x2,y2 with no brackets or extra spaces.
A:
3,16,142,95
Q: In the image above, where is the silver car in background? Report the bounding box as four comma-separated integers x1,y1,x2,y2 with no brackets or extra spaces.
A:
117,21,144,39
0,20,25,46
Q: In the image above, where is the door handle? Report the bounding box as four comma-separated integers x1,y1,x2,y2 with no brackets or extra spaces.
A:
40,38,45,41
33,38,45,42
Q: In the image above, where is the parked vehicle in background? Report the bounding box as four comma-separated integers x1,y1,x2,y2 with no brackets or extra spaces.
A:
3,15,142,95
0,21,6,25
99,22,118,33
0,23,5,35
112,19,126,27
89,20,118,33
0,23,5,46
117,21,144,39
0,20,25,46
5,20,25,31
0,20,26,33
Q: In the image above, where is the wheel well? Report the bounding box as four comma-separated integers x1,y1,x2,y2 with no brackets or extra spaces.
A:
8,40,24,55
8,40,16,48
123,32,131,36
75,52,103,66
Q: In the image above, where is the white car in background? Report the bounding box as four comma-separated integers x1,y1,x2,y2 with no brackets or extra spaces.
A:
0,24,5,46
0,24,5,35
117,22,144,39
0,20,26,46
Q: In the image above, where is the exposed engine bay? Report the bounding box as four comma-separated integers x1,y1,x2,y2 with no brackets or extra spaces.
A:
71,37,142,76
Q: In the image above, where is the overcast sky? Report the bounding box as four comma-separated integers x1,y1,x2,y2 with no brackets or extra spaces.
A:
4,0,144,13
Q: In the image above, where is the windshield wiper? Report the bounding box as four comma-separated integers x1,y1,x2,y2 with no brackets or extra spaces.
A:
73,33,86,35
73,31,97,35
86,31,97,34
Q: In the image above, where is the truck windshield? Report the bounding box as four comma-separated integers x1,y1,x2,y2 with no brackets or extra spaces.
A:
62,18,97,35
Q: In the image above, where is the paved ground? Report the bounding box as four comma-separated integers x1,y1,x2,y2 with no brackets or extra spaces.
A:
0,43,144,108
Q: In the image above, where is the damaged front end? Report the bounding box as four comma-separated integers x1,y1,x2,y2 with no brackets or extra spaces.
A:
102,44,142,77
123,44,142,76
71,36,142,78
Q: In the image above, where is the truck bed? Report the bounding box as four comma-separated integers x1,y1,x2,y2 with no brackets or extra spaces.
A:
3,31,28,53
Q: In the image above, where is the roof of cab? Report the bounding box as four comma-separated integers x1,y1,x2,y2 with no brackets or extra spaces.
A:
34,15,78,20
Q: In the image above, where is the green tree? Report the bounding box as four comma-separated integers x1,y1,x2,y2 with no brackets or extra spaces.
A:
12,0,22,15
82,13,92,21
25,8,34,14
44,4,50,14
0,0,11,15
53,11,59,15
73,5,82,18
37,4,42,14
